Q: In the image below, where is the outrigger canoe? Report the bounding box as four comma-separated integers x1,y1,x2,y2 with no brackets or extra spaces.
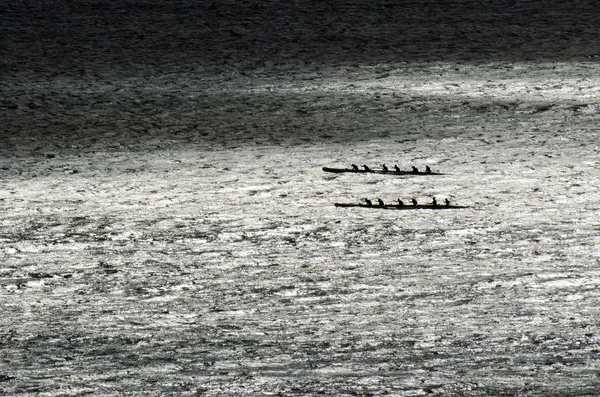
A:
322,167,443,175
334,203,468,210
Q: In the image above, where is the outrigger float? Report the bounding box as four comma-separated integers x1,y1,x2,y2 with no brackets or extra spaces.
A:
322,164,443,176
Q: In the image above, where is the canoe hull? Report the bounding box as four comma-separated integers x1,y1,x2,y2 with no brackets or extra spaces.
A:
334,203,467,210
322,167,442,176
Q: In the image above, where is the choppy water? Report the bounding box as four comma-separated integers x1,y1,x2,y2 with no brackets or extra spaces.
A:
2,1,600,394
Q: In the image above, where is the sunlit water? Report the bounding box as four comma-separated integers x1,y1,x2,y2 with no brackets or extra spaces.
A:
2,62,600,395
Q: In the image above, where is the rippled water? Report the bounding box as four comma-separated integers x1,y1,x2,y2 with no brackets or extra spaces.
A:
2,1,600,394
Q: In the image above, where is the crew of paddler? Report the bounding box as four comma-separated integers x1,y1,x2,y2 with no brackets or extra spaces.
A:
363,197,451,207
331,162,461,210
351,164,433,173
